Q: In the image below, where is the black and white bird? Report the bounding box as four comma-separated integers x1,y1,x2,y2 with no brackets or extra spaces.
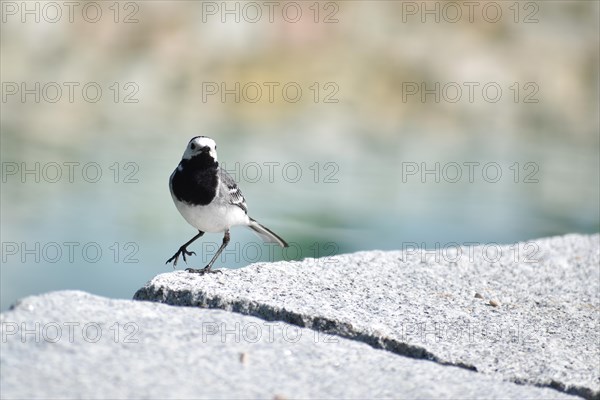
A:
167,136,289,274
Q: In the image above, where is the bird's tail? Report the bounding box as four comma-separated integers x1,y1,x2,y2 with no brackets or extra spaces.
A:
248,218,289,248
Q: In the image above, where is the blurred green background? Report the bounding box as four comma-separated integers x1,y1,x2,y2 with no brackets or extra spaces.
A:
1,1,598,311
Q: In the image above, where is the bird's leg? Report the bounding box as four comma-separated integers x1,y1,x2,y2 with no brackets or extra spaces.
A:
166,231,204,268
186,230,229,274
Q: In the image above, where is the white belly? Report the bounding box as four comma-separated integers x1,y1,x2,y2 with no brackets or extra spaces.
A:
172,194,249,233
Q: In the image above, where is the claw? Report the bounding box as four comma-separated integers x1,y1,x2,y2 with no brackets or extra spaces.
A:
166,246,196,268
185,266,222,275
181,250,196,263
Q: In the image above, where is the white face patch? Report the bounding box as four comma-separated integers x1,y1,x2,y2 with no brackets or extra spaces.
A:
182,136,218,161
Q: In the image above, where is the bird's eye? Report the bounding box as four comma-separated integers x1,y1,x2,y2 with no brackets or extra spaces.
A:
190,143,196,150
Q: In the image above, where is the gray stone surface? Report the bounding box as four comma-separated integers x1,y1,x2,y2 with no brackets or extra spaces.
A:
0,291,579,399
134,234,600,399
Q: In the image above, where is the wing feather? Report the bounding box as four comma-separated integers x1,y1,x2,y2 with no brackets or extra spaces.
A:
218,168,248,213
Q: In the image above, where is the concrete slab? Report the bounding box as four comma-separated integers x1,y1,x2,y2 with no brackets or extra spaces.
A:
134,234,600,399
1,291,579,399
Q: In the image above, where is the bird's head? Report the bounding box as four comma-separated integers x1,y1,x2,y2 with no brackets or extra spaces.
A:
182,136,218,161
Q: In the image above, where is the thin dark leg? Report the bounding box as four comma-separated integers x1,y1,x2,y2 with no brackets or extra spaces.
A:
166,231,204,268
186,230,230,274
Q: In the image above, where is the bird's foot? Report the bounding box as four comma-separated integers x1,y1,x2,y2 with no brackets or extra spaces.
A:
165,246,196,268
185,266,222,275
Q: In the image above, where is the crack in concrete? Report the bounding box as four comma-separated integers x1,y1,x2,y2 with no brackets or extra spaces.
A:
134,284,596,400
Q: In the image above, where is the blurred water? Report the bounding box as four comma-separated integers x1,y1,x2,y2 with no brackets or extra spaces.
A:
1,1,599,310
2,127,598,311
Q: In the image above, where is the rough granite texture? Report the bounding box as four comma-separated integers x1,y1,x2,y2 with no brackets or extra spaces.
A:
134,234,600,399
0,291,580,399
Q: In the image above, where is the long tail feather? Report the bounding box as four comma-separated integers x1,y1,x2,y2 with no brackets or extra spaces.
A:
248,218,289,248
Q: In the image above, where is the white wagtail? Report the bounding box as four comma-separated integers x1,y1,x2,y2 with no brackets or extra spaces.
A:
166,136,289,274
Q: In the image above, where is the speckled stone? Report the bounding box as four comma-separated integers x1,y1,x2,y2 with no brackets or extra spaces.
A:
1,291,580,399
134,234,600,399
